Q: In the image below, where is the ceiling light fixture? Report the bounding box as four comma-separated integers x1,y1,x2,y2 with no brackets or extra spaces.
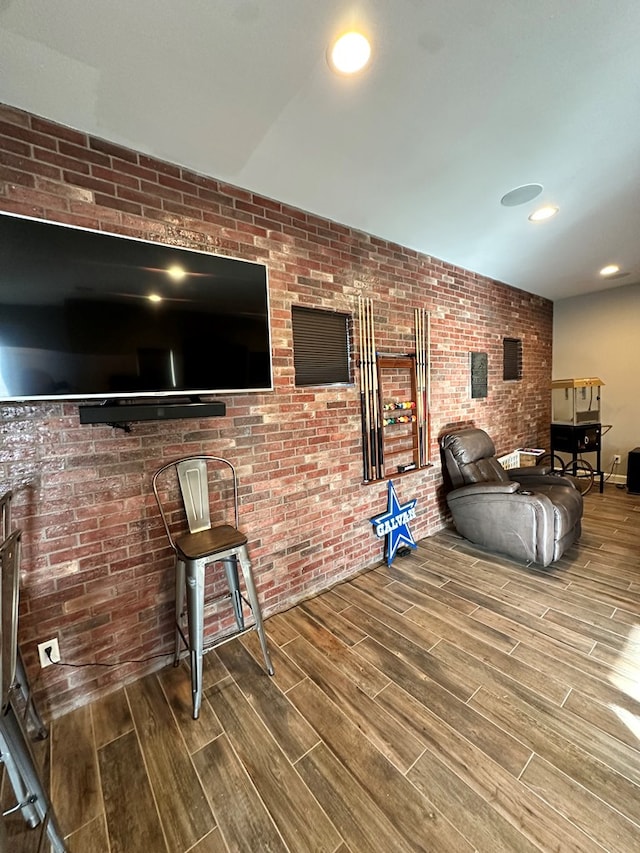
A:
599,264,620,277
328,31,371,75
528,205,559,222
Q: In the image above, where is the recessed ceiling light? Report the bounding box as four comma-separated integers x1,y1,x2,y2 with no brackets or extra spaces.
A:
328,32,371,75
500,184,543,207
148,293,162,303
528,205,559,222
599,264,620,277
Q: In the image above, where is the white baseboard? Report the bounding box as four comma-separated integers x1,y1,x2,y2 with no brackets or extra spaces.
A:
605,472,626,485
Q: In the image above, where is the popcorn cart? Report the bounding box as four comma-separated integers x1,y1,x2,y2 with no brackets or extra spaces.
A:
550,378,604,493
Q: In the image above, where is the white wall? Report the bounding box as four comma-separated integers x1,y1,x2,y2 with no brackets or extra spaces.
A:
553,282,640,478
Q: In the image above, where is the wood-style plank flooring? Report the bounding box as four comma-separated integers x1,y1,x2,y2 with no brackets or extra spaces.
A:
5,483,640,852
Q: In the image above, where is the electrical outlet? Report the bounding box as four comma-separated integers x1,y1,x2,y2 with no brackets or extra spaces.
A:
613,454,621,465
37,638,61,668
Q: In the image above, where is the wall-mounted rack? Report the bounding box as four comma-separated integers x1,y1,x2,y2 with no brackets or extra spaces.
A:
378,356,420,477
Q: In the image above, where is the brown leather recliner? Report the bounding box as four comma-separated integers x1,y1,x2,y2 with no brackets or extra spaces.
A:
440,428,582,567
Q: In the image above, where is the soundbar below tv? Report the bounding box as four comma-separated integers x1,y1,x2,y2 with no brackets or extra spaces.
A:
0,213,273,402
78,400,226,425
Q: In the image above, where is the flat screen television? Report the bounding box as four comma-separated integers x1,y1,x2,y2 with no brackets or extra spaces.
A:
0,213,273,403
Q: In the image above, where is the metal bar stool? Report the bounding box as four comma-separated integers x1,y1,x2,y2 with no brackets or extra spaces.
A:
1,490,48,741
153,456,274,719
1,530,68,852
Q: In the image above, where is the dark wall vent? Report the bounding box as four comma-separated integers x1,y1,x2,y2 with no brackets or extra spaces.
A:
292,306,350,386
503,337,522,381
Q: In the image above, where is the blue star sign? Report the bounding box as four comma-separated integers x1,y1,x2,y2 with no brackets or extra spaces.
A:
370,480,417,566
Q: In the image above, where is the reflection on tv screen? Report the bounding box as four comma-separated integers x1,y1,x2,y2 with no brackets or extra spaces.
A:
0,213,273,400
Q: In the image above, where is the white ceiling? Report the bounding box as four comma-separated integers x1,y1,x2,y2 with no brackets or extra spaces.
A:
1,0,639,301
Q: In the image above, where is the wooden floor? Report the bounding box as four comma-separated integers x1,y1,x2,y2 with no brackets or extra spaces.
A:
5,483,640,852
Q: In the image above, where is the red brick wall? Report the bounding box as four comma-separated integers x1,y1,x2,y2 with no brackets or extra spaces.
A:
0,104,553,717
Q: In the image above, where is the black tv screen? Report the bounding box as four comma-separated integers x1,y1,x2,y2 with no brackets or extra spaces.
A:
0,213,273,401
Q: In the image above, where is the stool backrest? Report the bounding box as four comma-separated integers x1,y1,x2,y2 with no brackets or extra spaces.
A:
152,456,240,549
176,458,211,534
1,529,21,713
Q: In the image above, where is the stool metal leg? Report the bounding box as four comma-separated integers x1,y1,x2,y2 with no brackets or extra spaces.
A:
0,725,40,828
237,547,274,676
181,547,272,719
15,648,48,740
222,556,245,630
1,704,68,852
174,558,186,666
185,558,205,719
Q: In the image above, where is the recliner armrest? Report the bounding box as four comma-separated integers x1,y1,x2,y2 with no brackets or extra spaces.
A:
507,470,577,490
508,464,552,477
448,481,520,499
